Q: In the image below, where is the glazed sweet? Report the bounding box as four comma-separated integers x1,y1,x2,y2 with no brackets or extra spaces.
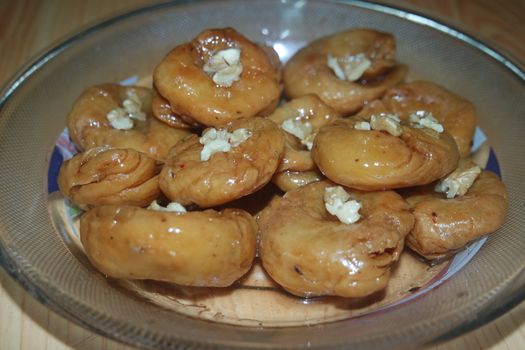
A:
312,102,460,190
154,27,282,127
381,81,477,158
284,28,407,115
66,84,190,161
258,181,414,298
159,117,285,208
81,205,257,287
402,160,508,259
58,147,161,208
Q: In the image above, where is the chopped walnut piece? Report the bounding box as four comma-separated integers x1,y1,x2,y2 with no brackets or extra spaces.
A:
354,121,371,130
199,127,252,161
409,110,444,133
106,91,146,130
281,118,314,150
147,200,187,213
203,48,243,87
327,53,372,82
435,165,482,198
370,114,402,136
324,186,362,224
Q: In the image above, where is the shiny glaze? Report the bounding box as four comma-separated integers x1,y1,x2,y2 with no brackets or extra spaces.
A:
258,180,414,298
312,102,460,190
151,88,201,129
81,205,257,287
153,28,282,127
403,160,508,259
381,81,477,157
66,84,191,161
58,147,160,207
272,169,324,192
159,117,285,208
283,29,407,115
267,94,341,172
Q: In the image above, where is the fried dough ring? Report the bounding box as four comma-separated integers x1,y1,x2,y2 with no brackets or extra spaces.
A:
66,84,191,161
154,27,282,127
403,161,508,259
381,81,477,157
284,28,407,115
272,170,324,193
58,147,161,208
312,102,460,190
81,205,257,287
267,94,341,172
159,117,285,208
258,181,414,298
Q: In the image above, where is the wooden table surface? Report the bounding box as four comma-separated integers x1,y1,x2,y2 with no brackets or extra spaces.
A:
1,0,524,349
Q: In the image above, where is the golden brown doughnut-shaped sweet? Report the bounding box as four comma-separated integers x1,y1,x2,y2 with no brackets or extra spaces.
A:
159,117,285,208
151,89,200,129
58,147,161,208
81,205,257,287
284,29,407,115
381,81,477,157
154,28,282,127
312,102,460,190
402,161,508,259
258,181,414,298
267,94,341,172
66,84,191,161
272,170,324,193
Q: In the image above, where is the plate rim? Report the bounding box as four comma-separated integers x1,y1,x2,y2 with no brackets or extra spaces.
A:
1,0,524,349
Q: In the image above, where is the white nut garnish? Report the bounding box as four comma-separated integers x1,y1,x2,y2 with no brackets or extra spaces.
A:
354,121,371,131
107,108,134,130
281,118,314,150
203,48,243,87
123,91,146,122
324,186,362,224
435,165,482,199
148,200,187,213
106,91,146,130
327,53,372,82
409,110,444,133
370,114,402,136
199,127,252,161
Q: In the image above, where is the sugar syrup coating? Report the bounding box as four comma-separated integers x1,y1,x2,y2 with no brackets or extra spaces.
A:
258,180,414,298
66,84,191,161
154,27,282,127
284,28,407,115
81,205,257,287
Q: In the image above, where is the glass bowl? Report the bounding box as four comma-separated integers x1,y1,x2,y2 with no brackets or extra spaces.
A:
1,0,524,349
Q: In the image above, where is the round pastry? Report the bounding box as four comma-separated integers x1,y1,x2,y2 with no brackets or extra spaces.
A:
283,28,407,115
258,180,414,298
154,27,282,127
402,160,508,259
312,101,460,191
159,117,285,208
58,147,161,208
381,81,477,158
66,84,191,161
81,205,257,287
